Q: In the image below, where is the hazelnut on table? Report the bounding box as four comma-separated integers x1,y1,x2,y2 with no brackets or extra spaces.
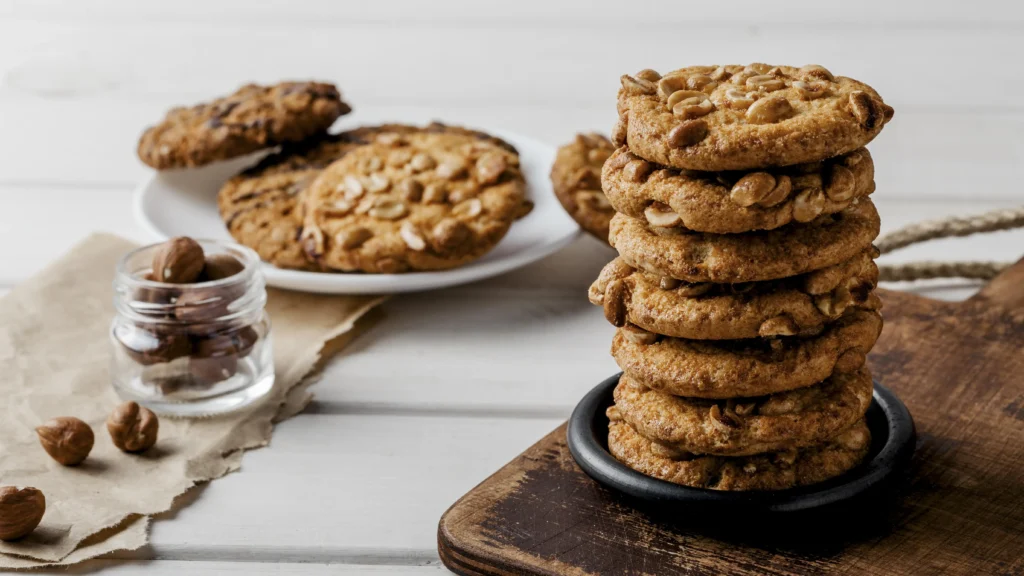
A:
0,487,45,541
35,417,94,466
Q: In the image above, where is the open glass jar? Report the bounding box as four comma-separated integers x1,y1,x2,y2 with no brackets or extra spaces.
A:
110,240,274,417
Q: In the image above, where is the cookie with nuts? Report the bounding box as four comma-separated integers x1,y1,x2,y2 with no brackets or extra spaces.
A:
138,81,351,170
611,309,882,399
607,417,870,491
602,146,875,233
218,125,420,270
609,199,880,283
612,367,873,457
615,65,893,172
589,250,881,340
300,130,530,273
550,133,616,243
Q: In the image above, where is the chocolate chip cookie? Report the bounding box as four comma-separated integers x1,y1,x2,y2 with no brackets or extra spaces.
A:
612,368,873,457
550,133,616,243
602,147,875,233
590,250,880,340
615,64,893,172
138,81,351,170
300,130,530,273
611,310,882,399
609,199,880,283
607,417,870,491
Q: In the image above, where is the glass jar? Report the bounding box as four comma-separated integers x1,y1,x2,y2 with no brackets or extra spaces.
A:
110,240,274,417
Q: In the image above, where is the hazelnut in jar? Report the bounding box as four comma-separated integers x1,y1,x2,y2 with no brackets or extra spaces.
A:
110,239,274,417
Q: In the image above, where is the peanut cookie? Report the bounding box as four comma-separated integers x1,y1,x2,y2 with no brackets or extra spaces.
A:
612,368,873,457
602,147,875,233
550,133,616,243
589,250,880,340
612,309,882,399
606,417,870,491
218,125,420,270
614,64,893,172
300,130,530,273
609,199,880,283
138,81,351,170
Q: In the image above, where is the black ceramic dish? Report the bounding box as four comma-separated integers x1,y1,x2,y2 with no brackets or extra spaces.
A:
567,373,915,514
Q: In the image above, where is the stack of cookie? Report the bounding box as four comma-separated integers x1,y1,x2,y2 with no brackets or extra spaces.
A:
588,64,893,490
139,82,532,274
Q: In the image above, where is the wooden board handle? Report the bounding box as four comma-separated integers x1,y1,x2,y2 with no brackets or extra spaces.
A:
967,256,1024,309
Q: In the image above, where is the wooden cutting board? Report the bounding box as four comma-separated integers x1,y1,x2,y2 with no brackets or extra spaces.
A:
438,258,1024,576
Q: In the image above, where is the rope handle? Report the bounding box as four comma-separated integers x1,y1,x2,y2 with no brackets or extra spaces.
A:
875,206,1024,282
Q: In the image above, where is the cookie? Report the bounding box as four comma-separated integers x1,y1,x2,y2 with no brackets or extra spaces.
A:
612,367,873,457
218,125,420,270
602,146,875,233
606,418,870,491
300,130,529,273
612,309,882,399
609,199,880,283
550,133,616,243
138,81,351,170
614,64,893,172
590,249,880,340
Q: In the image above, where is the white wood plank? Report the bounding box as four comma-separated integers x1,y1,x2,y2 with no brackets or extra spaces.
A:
134,413,562,561
49,559,444,575
5,0,1023,26
1,17,1022,111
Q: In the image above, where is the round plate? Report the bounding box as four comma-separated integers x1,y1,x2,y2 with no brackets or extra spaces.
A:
134,129,580,294
567,373,915,514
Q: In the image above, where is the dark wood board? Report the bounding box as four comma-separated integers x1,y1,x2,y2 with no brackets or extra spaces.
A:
438,258,1024,576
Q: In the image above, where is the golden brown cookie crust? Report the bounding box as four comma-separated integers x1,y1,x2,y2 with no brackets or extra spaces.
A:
609,199,880,283
550,133,616,243
589,251,880,340
602,146,875,233
300,130,528,273
612,368,873,457
607,418,871,491
615,64,893,172
611,309,883,399
138,81,351,170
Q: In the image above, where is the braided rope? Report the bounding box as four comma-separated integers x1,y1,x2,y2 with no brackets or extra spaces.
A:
876,205,1023,282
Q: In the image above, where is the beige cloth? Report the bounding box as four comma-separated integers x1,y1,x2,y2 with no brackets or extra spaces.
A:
0,234,384,568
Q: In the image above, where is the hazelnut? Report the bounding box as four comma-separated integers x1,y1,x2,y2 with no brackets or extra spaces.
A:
35,417,94,466
0,487,45,541
107,401,159,453
192,326,258,359
201,254,244,281
115,324,191,365
190,355,238,386
152,237,205,284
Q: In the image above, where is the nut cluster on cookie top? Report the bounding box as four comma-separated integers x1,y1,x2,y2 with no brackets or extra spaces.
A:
588,63,893,491
298,129,531,274
614,64,893,172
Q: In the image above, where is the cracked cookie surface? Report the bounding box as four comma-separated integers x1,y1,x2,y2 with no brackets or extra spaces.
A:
611,309,882,399
609,199,880,283
589,250,880,340
300,129,530,273
602,147,874,233
615,64,893,172
612,368,873,457
607,417,871,491
550,133,616,243
139,81,351,170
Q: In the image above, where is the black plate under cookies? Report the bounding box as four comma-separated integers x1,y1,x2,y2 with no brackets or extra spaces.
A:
567,373,915,515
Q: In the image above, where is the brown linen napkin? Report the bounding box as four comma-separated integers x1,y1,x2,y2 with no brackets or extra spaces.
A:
0,234,385,568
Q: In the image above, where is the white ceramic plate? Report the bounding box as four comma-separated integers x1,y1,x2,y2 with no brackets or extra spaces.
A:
134,130,579,294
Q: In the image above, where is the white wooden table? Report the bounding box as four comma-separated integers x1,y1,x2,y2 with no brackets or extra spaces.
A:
1,1,1022,573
